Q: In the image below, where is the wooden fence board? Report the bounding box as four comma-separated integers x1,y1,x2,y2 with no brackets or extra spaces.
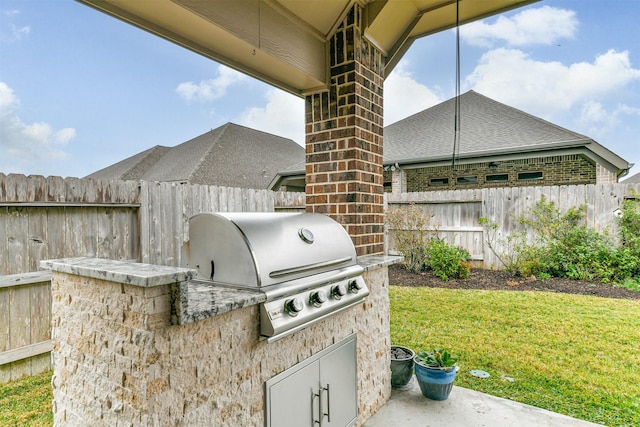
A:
27,207,48,272
0,207,6,271
98,207,115,259
6,206,28,275
0,340,52,366
83,206,99,258
46,176,65,203
65,207,85,258
29,283,50,343
46,207,66,261
0,288,8,353
148,182,163,265
139,181,150,265
9,285,30,349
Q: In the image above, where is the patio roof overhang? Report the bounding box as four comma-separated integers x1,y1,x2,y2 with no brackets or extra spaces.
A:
77,0,538,97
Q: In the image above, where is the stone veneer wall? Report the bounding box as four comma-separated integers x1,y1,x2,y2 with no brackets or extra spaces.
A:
50,266,391,426
403,154,598,192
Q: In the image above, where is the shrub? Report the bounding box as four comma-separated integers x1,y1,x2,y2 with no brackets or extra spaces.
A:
426,239,470,281
619,193,640,251
480,195,640,286
386,205,435,273
615,194,640,286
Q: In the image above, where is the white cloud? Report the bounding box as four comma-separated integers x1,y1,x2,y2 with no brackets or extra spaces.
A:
0,80,18,109
237,88,305,144
0,82,74,175
578,100,619,137
176,65,247,102
465,48,640,119
1,9,30,43
578,101,640,141
461,6,577,48
617,104,640,117
55,128,76,144
384,61,442,125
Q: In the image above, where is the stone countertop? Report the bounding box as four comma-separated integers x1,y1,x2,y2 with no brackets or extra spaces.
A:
173,280,266,325
357,255,404,271
41,257,195,287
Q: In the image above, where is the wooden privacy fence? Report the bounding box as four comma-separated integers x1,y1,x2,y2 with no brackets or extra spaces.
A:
385,182,640,269
0,173,305,382
2,172,637,381
0,174,306,276
139,181,305,267
0,272,52,383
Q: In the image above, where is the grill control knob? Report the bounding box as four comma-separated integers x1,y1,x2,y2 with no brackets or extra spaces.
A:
331,283,347,300
285,298,304,316
310,290,327,307
349,279,364,294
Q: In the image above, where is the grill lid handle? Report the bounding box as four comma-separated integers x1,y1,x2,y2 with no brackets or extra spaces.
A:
268,256,353,279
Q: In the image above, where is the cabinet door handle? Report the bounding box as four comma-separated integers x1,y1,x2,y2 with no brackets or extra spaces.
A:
322,384,331,423
312,388,321,426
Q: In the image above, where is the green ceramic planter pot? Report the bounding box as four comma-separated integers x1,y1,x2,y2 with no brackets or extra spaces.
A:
390,345,415,388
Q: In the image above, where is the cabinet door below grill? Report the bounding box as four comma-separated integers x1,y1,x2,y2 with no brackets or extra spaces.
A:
265,334,358,427
267,360,319,427
320,337,358,426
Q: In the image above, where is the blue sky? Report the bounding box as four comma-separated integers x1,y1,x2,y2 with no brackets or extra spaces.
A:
1,0,639,179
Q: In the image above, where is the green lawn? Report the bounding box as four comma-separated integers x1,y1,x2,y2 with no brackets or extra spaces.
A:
0,370,53,426
390,286,640,427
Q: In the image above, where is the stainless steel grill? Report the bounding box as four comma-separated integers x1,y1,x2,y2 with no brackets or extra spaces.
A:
182,212,369,342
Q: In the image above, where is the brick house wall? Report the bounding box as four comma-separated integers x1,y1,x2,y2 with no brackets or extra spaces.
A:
386,154,600,192
596,163,617,184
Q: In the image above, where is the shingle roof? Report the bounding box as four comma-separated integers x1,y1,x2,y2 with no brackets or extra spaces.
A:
384,90,596,164
88,145,172,181
269,90,630,186
86,123,305,189
622,172,640,183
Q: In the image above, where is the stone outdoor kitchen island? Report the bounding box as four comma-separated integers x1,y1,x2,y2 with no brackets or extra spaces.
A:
43,255,398,426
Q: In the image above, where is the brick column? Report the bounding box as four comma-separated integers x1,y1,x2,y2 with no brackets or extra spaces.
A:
305,4,385,256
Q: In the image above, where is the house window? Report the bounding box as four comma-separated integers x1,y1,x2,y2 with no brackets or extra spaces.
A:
430,177,449,186
456,176,478,184
518,171,543,181
486,173,508,182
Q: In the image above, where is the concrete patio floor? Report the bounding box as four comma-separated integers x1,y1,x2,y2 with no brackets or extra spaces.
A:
365,379,604,427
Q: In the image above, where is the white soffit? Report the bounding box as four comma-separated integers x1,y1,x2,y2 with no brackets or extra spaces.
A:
77,0,539,96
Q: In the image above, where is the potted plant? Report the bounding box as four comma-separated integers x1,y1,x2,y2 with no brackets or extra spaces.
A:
413,348,458,400
390,345,415,388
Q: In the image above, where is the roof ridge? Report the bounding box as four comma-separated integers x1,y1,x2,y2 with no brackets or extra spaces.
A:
121,145,172,180
226,122,299,142
185,123,230,182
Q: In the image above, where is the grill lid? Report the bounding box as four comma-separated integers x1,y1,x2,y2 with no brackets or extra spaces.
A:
182,212,358,288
